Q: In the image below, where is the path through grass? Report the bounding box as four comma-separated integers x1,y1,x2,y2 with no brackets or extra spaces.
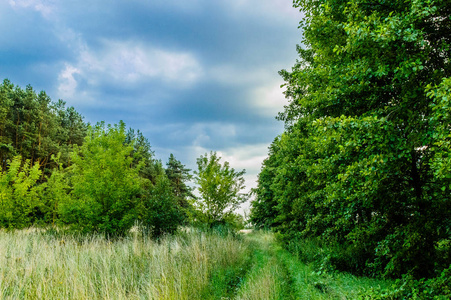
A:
236,231,392,300
0,229,390,299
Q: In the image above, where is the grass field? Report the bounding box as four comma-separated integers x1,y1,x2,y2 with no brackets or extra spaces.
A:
0,228,391,299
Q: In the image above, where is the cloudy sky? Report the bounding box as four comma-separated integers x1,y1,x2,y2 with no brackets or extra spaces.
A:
0,0,301,212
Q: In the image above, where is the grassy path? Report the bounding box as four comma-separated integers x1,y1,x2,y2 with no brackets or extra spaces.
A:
0,229,390,299
235,232,296,300
234,232,391,300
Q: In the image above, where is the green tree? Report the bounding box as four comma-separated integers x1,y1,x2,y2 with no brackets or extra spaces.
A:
250,137,281,229
165,153,194,217
0,155,42,228
428,78,451,181
59,121,144,236
37,154,71,226
139,174,183,238
254,0,451,278
0,80,14,172
193,152,247,227
125,128,160,183
0,79,86,174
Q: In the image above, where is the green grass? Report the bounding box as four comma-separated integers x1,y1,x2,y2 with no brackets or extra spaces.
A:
0,228,251,299
236,232,295,300
237,231,393,300
0,228,392,299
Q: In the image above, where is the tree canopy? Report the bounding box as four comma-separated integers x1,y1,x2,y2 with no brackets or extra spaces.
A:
251,0,451,278
0,79,87,174
0,80,194,237
59,121,145,235
0,79,251,236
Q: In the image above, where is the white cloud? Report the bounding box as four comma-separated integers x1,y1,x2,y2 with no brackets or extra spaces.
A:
217,143,268,182
250,79,289,117
8,0,56,18
76,40,203,86
216,143,270,214
57,64,81,98
56,39,204,103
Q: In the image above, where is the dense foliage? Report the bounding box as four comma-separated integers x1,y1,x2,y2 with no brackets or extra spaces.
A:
0,80,246,236
193,152,247,228
166,153,194,222
0,156,42,228
59,122,144,235
139,166,184,237
251,0,451,280
0,78,86,228
0,79,87,174
0,81,183,236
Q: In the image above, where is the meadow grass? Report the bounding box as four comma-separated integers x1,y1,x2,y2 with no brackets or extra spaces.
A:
237,231,393,300
0,228,392,299
236,232,293,300
0,228,251,300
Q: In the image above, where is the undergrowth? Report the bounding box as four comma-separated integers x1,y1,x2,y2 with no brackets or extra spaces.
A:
0,228,409,299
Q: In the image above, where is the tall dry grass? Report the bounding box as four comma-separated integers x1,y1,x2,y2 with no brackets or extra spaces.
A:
0,228,250,300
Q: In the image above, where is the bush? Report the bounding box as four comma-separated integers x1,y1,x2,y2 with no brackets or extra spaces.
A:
0,156,42,229
59,122,144,236
139,175,183,238
361,266,451,299
284,235,374,276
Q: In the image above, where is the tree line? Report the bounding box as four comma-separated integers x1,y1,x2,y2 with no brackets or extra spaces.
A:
0,79,247,236
250,0,450,284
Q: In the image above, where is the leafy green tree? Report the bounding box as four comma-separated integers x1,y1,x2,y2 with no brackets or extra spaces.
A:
0,80,87,226
139,173,183,238
250,137,281,229
254,0,451,278
0,156,42,228
59,121,144,236
193,152,247,227
428,78,451,181
37,154,71,226
125,128,161,183
223,213,245,230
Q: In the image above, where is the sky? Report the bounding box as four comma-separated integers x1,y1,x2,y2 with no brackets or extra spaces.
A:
0,0,302,214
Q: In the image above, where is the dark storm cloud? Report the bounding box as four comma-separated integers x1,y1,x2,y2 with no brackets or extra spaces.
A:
0,3,69,89
1,0,301,200
53,0,299,68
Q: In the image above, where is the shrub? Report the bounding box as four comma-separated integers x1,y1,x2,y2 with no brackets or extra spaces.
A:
59,121,144,236
139,175,183,238
361,266,451,299
0,156,42,229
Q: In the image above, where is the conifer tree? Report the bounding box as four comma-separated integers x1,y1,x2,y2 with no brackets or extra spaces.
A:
165,153,193,211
